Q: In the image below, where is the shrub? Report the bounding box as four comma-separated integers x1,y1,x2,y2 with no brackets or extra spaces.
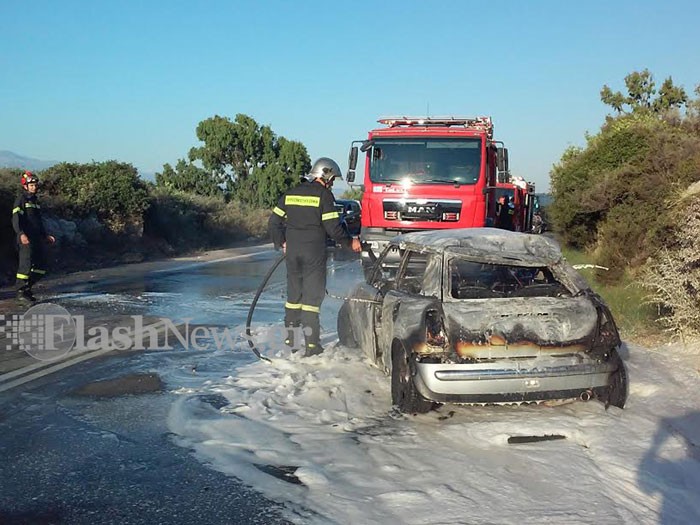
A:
549,121,652,249
145,187,268,250
0,169,22,281
42,161,149,234
551,114,700,281
643,182,700,340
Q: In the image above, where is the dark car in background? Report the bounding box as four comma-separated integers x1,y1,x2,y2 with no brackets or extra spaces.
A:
337,228,628,414
335,199,361,236
328,199,362,246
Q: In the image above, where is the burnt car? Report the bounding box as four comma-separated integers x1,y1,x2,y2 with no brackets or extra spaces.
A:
337,228,628,413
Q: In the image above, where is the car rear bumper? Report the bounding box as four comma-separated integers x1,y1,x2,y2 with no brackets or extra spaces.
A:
414,360,616,404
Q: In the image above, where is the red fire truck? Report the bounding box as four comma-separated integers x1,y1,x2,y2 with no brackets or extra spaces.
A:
346,116,536,271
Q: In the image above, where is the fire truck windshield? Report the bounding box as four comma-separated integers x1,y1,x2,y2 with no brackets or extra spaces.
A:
369,138,481,185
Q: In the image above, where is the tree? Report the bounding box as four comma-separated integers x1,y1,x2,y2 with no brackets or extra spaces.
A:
600,69,688,115
188,114,270,185
156,160,222,198
186,113,310,206
340,186,364,201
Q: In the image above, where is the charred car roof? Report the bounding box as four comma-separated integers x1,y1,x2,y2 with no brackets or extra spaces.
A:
391,228,591,294
392,228,564,267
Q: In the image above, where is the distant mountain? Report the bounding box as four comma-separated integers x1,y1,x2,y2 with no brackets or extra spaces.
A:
0,151,156,182
0,150,59,171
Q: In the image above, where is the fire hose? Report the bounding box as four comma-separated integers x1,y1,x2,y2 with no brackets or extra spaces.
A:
245,253,285,363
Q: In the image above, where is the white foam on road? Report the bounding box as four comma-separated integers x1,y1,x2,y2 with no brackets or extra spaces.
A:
166,338,700,524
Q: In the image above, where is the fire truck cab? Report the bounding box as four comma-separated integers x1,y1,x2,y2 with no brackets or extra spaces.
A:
347,116,535,273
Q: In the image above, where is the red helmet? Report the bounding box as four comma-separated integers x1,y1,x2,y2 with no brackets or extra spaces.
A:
20,170,39,186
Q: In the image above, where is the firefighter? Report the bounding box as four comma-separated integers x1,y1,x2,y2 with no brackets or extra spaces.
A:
497,196,516,231
268,158,362,356
12,171,55,304
494,195,506,228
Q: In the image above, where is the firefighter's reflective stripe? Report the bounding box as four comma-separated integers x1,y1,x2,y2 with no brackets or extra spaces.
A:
16,273,30,280
273,207,286,218
301,304,320,313
285,195,320,207
31,268,46,274
321,211,340,221
285,302,302,310
24,203,40,209
12,206,23,215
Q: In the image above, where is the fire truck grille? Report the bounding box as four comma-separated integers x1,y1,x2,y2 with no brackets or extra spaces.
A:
383,199,462,222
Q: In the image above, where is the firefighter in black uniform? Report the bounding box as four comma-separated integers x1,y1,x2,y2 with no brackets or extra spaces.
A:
497,196,515,231
12,171,55,304
268,158,361,356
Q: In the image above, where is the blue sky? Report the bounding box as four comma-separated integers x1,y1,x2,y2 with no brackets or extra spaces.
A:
2,0,698,192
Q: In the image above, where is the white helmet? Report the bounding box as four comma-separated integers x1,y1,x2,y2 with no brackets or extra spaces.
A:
308,157,342,182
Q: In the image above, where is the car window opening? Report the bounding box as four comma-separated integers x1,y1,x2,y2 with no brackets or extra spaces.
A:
397,250,430,295
450,259,571,299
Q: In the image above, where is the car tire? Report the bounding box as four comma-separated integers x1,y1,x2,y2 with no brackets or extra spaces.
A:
391,343,433,414
604,347,628,409
337,302,357,348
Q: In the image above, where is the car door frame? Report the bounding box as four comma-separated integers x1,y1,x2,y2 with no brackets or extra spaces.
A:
346,243,402,365
377,248,440,374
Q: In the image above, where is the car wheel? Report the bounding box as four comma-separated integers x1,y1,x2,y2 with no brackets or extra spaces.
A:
604,348,628,409
337,302,357,348
391,343,433,414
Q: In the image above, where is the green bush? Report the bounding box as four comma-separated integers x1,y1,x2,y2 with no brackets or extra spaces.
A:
549,121,652,249
0,169,22,276
42,161,150,234
550,114,700,280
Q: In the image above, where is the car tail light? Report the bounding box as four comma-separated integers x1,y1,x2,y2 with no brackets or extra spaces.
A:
415,309,449,355
384,211,399,220
442,212,459,221
591,301,621,358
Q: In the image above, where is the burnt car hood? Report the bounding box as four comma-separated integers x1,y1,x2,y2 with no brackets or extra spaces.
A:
443,295,598,359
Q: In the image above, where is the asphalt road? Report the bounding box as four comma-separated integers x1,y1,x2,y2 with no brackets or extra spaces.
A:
0,244,358,524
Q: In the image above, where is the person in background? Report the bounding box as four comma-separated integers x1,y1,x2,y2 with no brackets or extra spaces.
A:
12,171,55,304
496,195,515,231
531,211,544,234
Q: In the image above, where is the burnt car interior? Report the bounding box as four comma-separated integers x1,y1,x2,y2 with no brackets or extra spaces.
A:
398,251,429,294
371,246,400,290
371,246,430,295
450,259,571,299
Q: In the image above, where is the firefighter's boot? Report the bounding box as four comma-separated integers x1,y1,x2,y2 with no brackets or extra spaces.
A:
15,277,36,304
285,322,302,353
304,343,324,357
16,289,36,305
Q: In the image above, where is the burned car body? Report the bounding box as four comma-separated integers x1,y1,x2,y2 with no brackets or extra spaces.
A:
337,228,628,413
